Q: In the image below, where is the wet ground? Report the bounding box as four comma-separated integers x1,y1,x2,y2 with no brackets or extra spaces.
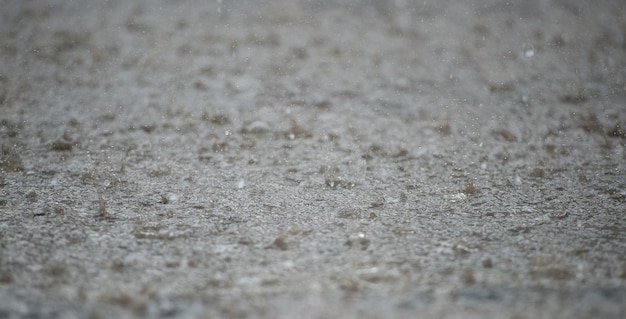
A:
1,0,625,318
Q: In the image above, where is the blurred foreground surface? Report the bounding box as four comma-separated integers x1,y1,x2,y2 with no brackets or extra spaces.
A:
1,0,625,318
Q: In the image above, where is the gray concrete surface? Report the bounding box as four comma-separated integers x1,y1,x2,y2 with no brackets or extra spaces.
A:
1,0,625,318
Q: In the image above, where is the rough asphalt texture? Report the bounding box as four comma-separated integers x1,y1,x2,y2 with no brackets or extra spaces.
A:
1,0,625,318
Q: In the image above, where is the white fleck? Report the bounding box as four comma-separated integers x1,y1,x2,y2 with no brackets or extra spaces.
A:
245,121,271,134
237,179,245,189
166,193,179,203
444,193,467,202
523,45,535,57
